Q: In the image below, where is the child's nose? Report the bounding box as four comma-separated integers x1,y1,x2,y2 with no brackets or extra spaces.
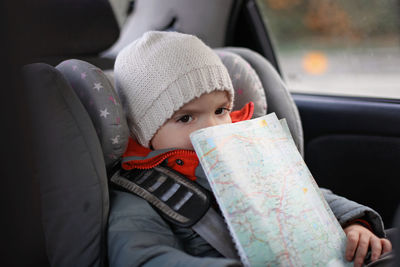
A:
204,116,227,128
203,116,218,128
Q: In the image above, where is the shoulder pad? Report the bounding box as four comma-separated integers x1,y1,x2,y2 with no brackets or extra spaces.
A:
111,165,211,227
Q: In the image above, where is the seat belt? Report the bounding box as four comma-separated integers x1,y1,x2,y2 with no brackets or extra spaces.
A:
110,166,240,260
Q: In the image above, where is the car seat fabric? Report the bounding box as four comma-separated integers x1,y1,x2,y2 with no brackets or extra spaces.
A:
223,47,304,156
23,63,109,267
216,49,267,118
56,59,129,171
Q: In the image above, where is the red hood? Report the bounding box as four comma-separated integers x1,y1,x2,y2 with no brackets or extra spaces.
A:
122,102,254,181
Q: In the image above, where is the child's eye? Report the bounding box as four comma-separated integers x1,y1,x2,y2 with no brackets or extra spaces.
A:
215,107,230,115
177,115,193,123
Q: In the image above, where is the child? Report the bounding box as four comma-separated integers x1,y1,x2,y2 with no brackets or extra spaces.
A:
109,31,391,267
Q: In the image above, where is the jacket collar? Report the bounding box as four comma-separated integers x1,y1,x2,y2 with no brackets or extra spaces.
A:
121,102,254,181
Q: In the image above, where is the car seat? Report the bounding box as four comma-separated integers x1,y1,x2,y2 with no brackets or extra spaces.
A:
23,47,303,266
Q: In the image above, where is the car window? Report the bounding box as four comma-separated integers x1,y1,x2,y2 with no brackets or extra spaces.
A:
256,0,400,99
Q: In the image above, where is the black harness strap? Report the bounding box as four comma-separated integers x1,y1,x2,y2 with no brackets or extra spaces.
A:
111,165,210,227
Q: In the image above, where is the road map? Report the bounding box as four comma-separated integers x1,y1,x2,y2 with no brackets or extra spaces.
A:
190,113,351,267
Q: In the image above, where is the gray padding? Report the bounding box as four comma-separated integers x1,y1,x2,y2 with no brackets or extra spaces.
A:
223,47,304,156
23,64,109,267
57,59,129,170
215,49,267,118
103,0,234,58
394,207,400,266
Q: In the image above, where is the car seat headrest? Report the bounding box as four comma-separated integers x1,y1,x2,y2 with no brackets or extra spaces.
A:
216,49,267,118
221,47,304,156
57,59,130,171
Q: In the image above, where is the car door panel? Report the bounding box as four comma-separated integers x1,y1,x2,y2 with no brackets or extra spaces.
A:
294,93,400,227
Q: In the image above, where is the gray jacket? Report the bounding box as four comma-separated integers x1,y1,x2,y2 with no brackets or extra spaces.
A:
108,165,385,267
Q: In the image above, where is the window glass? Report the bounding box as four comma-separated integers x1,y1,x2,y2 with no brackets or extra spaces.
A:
256,0,400,99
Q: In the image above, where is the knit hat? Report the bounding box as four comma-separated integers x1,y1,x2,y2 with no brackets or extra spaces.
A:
115,31,234,148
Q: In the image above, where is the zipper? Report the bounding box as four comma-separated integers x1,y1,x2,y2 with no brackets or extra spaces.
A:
122,149,197,170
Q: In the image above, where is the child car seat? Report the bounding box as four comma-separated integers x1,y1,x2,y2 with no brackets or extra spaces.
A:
23,47,303,266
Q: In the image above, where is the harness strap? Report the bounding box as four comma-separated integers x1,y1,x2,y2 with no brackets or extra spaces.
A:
192,207,239,260
110,166,239,259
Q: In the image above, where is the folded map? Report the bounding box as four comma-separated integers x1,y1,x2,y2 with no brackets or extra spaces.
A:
190,113,351,267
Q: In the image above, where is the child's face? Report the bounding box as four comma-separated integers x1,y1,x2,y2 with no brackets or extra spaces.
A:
151,91,232,150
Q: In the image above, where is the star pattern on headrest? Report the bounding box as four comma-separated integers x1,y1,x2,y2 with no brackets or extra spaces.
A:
100,108,110,118
60,59,130,167
93,82,103,91
111,135,120,144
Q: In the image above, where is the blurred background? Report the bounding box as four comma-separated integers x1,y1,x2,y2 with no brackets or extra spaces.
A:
256,0,400,99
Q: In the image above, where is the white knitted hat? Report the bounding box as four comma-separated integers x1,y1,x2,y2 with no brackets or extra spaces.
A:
115,31,234,148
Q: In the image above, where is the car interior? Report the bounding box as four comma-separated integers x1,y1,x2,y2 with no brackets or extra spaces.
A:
3,0,400,266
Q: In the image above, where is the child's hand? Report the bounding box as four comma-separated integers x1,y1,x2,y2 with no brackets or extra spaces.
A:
343,224,392,267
